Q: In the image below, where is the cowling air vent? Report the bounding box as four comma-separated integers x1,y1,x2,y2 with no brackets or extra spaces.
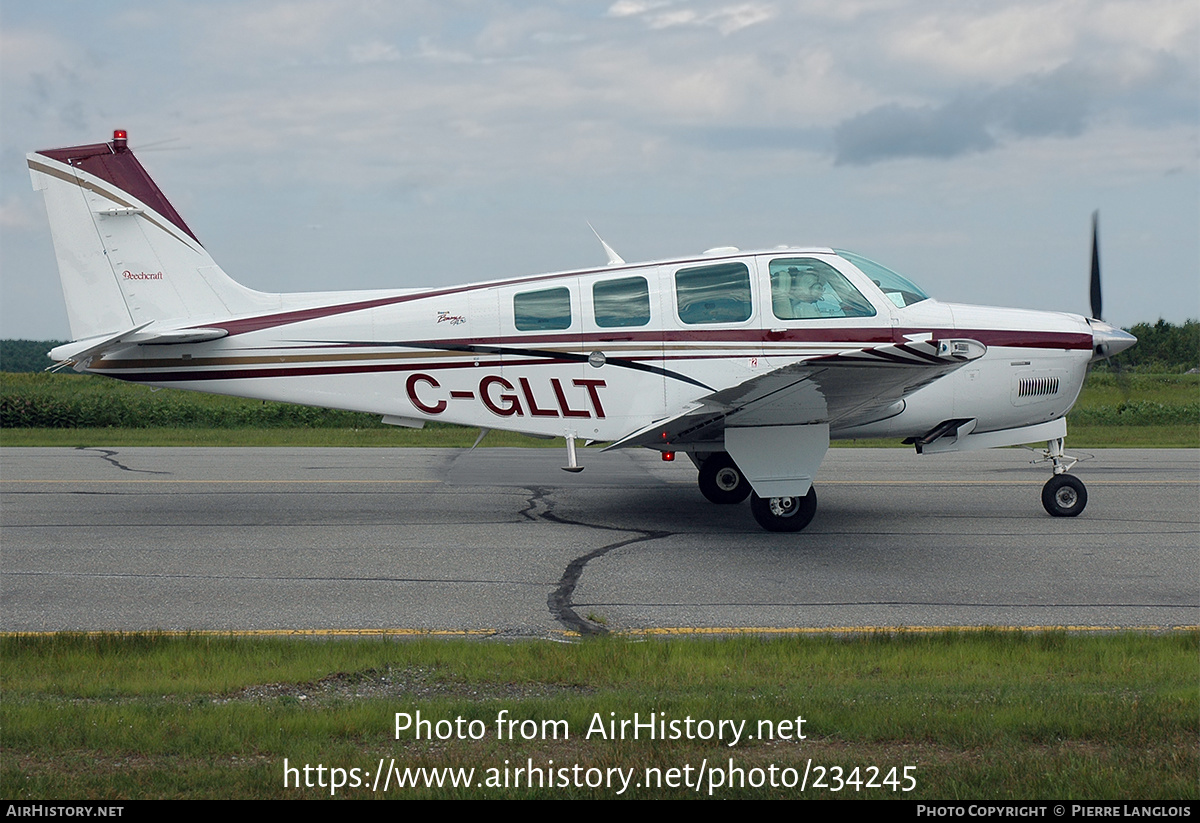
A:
1018,376,1060,398
1012,370,1067,406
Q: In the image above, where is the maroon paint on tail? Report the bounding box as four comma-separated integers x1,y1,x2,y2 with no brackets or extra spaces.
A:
36,131,200,245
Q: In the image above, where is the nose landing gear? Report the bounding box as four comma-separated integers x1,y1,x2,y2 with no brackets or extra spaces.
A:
1038,437,1087,517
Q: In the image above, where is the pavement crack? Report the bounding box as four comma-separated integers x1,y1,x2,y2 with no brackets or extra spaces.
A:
519,486,551,521
529,488,672,636
76,447,170,475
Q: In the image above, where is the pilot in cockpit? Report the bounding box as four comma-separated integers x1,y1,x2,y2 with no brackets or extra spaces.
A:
775,267,840,319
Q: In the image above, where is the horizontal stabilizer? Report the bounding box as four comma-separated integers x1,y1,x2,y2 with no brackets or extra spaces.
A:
48,323,152,369
48,324,228,370
127,328,229,345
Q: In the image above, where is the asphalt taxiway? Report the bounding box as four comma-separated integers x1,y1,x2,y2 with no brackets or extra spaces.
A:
1,447,1196,635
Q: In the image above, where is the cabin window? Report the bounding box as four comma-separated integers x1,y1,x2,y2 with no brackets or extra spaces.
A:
593,276,651,328
769,258,876,320
675,262,752,325
514,287,572,331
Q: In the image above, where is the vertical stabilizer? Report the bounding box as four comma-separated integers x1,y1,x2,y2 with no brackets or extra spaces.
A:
28,131,272,341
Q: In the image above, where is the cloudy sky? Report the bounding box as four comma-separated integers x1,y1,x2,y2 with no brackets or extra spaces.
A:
2,0,1196,340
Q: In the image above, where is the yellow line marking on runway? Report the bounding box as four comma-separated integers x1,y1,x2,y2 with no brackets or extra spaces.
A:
4,625,1195,639
1,629,499,638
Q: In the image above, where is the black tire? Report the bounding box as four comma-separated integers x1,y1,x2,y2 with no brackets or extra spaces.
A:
697,453,752,504
1042,474,1087,517
750,487,817,532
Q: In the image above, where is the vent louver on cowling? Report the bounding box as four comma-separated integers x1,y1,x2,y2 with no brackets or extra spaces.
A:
1017,376,1060,398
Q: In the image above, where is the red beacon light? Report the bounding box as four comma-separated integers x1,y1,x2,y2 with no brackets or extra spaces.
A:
112,129,128,152
661,450,675,462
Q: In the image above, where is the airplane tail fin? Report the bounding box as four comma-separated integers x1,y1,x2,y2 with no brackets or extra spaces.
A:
28,130,272,343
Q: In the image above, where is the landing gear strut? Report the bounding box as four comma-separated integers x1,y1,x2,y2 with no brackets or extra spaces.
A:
1038,437,1087,517
750,487,818,532
697,453,752,504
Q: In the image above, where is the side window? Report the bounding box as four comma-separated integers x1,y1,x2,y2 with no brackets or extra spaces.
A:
675,262,752,325
514,287,572,331
769,258,876,320
593,276,651,328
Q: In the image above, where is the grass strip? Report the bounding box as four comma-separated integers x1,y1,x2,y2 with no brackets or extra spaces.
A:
2,631,1195,799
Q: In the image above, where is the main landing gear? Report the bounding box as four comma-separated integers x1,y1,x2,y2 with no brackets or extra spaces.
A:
1038,437,1087,517
697,453,752,504
750,488,818,532
695,452,818,532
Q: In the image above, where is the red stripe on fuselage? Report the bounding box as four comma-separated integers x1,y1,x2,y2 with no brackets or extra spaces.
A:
281,327,1088,350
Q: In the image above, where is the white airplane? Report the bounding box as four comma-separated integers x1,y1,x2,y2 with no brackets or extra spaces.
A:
29,130,1135,532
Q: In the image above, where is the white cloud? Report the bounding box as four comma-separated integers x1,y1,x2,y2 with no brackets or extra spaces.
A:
607,0,774,34
1091,0,1200,53
348,41,401,64
883,0,1198,86
607,1,675,18
886,5,1080,81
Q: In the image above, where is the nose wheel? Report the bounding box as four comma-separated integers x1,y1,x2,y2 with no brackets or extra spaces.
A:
1038,437,1088,517
1042,474,1087,517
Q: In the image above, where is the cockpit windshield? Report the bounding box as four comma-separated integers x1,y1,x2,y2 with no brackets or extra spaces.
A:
835,250,930,308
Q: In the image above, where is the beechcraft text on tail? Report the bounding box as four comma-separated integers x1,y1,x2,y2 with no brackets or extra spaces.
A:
28,130,1135,532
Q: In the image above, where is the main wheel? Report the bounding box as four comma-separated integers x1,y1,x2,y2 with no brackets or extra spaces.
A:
1042,474,1087,517
697,453,752,504
750,487,817,532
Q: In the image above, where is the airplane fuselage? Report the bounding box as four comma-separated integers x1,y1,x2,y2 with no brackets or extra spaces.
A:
79,249,1093,449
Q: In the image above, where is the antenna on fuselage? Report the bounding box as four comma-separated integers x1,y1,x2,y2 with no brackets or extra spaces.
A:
587,222,625,266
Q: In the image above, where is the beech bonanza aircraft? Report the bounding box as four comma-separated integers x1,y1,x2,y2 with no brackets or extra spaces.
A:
29,131,1135,532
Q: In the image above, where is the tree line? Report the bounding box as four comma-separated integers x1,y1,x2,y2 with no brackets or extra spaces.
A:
1099,319,1199,373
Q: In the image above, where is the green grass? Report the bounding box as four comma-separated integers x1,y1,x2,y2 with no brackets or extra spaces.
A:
1080,372,1199,401
1,632,1196,799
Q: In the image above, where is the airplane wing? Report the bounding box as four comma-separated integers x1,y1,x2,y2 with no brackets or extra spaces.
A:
605,335,985,450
